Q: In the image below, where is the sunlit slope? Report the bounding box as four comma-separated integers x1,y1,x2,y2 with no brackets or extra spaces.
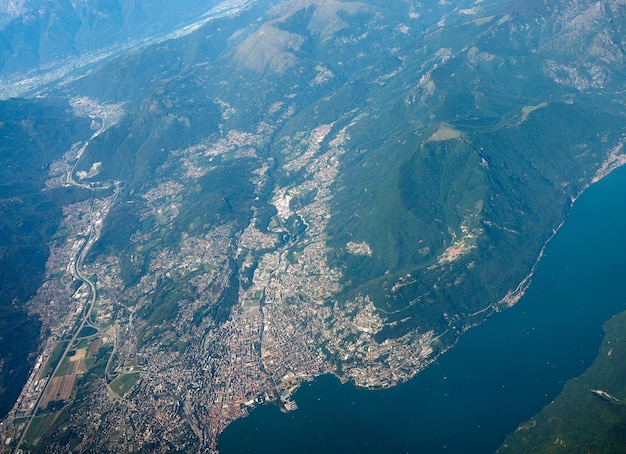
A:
64,0,626,348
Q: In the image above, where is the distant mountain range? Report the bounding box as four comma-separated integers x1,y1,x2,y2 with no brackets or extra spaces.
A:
0,0,254,95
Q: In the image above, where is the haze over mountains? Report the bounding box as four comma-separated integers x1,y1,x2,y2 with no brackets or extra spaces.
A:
0,0,254,96
1,0,626,452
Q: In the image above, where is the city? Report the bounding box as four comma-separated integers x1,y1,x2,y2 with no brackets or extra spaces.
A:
0,99,442,453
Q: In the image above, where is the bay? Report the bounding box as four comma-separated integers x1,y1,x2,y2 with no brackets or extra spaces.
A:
219,164,626,453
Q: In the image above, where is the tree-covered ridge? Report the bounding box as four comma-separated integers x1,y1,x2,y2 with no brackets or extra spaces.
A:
500,310,626,453
0,97,93,419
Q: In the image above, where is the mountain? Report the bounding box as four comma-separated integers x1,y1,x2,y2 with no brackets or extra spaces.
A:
0,0,254,96
0,96,93,420
500,310,626,453
1,0,626,452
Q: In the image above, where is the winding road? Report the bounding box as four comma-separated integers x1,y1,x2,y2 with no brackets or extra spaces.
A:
12,116,121,451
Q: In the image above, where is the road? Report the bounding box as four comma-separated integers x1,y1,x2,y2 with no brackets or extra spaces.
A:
12,149,121,451
13,200,100,451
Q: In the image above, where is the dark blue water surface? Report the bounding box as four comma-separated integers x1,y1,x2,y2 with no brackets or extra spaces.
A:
219,165,626,453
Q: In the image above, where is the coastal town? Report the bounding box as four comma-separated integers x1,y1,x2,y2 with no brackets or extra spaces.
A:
0,100,441,453
3,82,624,453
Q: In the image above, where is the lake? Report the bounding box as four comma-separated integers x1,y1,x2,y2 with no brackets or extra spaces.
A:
219,164,626,453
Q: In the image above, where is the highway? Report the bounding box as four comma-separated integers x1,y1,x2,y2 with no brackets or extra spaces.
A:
14,200,100,452
12,141,121,451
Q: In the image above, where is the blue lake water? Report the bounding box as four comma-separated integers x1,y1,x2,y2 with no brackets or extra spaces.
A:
219,164,626,453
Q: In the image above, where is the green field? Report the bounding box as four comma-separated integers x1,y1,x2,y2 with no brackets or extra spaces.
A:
24,413,57,445
42,342,68,377
53,357,70,377
110,373,140,397
74,339,90,350
173,341,188,352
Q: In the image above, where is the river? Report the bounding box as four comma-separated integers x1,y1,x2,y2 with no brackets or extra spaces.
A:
219,164,626,453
